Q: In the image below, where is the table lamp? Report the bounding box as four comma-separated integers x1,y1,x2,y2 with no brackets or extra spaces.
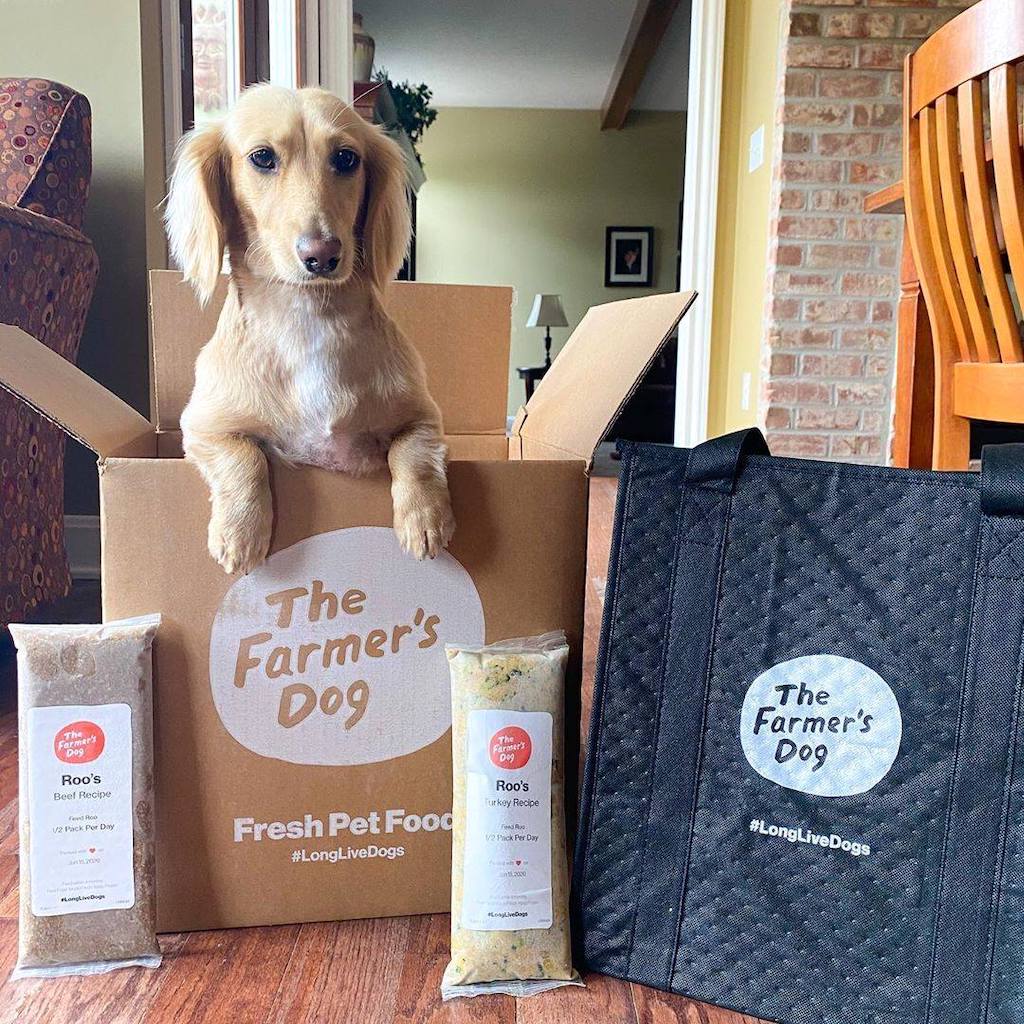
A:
525,293,569,367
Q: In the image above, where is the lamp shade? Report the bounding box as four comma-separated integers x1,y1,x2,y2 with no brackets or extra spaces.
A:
525,293,568,329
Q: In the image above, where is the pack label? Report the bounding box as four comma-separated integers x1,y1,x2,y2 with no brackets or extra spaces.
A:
27,704,135,916
461,710,552,930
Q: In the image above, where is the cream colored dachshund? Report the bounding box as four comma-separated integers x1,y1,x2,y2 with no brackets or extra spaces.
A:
165,84,453,575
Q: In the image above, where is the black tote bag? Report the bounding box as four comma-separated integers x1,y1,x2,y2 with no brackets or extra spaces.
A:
572,428,1024,1024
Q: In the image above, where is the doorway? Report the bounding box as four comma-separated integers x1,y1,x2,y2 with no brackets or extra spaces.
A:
354,0,692,442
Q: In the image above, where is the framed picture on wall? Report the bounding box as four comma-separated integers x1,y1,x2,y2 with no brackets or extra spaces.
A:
605,226,654,287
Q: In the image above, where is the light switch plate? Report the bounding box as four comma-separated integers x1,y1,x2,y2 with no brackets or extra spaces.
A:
741,372,753,411
748,125,765,173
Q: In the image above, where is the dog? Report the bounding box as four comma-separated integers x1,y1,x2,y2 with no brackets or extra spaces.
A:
164,84,454,575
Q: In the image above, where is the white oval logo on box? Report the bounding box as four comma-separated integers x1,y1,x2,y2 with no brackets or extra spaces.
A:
739,654,902,797
209,527,484,766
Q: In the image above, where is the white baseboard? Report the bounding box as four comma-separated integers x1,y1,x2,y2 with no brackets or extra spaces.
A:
65,514,100,580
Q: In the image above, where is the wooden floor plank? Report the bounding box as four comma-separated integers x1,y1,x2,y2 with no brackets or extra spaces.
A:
516,971,637,1024
632,984,764,1024
393,912,514,1024
139,924,301,1024
0,856,18,919
0,931,188,1024
581,476,617,748
0,801,19,861
0,919,21,1018
268,916,411,1024
0,713,19,809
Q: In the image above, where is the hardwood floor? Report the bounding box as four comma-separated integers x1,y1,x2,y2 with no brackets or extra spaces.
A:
0,479,761,1024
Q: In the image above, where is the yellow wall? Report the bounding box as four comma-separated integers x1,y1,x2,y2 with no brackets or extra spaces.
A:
415,107,685,416
707,0,785,436
1,0,156,512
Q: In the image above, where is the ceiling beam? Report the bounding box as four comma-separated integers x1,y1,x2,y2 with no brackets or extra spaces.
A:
601,0,681,131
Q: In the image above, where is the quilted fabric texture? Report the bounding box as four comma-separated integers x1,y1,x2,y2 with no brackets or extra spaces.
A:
573,430,1024,1024
0,79,97,624
0,78,92,228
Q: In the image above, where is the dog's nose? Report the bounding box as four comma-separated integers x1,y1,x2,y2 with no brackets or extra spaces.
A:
296,235,341,275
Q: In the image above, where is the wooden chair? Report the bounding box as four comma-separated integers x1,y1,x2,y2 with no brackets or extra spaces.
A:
903,0,1024,469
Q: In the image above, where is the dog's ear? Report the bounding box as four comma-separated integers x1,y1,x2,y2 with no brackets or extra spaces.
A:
165,122,228,305
360,127,411,291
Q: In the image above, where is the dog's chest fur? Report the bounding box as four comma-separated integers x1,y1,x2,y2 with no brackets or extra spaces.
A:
243,289,404,475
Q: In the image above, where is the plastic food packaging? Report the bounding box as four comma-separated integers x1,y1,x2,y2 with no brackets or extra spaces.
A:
441,631,582,999
10,614,162,979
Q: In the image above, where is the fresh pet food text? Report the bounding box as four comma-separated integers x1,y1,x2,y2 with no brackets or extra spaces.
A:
233,808,453,842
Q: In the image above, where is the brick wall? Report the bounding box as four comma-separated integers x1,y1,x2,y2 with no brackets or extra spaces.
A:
761,0,974,462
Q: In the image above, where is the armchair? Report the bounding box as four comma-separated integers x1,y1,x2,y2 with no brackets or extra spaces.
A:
0,78,99,623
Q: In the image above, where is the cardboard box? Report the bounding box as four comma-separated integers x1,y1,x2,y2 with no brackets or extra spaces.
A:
0,271,694,931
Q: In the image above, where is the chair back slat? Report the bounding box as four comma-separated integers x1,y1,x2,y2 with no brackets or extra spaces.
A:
905,0,1024,373
935,92,999,361
906,100,963,383
958,79,1022,362
990,63,1024,366
918,105,977,362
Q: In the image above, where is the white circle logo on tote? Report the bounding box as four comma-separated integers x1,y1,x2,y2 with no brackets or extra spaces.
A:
209,527,485,766
739,654,902,797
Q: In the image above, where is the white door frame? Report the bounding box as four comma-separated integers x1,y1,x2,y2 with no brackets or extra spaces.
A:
674,0,727,448
159,0,352,182
314,0,353,101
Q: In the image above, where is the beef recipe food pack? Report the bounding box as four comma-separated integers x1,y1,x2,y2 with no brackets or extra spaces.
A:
11,616,161,978
0,274,696,930
573,430,1024,1024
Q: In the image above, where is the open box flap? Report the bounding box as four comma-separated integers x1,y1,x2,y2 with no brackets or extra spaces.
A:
149,270,227,433
514,290,697,463
150,271,513,435
0,324,153,457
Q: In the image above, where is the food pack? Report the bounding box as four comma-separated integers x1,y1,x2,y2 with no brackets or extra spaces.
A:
10,615,161,978
442,632,581,999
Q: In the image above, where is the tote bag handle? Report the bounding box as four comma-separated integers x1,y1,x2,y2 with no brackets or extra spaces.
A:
684,428,770,494
686,435,1024,515
981,443,1024,516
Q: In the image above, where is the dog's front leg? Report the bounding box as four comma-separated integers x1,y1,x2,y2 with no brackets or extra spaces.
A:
388,421,455,560
184,431,273,575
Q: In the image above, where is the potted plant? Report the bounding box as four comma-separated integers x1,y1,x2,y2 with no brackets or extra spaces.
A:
373,69,437,167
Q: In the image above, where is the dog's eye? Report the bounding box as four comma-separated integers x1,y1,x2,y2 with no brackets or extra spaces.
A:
248,147,277,172
331,148,360,175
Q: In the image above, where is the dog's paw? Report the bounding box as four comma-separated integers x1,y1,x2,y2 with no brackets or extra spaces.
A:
394,491,455,560
208,501,272,575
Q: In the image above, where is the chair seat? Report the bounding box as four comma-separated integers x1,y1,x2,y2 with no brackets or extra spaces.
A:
954,361,1024,424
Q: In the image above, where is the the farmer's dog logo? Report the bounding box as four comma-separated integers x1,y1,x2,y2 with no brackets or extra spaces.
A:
740,655,902,797
209,527,484,766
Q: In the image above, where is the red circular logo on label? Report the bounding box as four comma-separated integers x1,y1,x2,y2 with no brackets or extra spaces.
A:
53,721,105,764
489,726,532,770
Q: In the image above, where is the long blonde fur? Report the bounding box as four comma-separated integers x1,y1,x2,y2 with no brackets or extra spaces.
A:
166,85,454,574
165,122,227,306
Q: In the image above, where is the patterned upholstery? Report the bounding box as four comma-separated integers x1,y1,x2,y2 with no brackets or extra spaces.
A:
0,79,98,624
